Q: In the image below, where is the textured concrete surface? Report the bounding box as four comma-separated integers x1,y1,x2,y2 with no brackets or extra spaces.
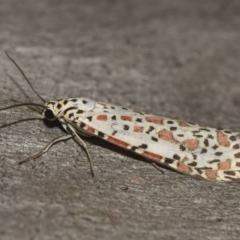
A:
1,0,240,239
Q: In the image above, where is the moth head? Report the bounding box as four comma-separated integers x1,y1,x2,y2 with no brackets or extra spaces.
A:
43,101,58,121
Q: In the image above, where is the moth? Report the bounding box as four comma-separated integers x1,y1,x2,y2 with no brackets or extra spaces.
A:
1,51,240,181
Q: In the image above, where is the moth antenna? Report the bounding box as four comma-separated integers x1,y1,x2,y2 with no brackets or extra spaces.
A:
11,98,44,114
0,103,46,114
4,51,46,103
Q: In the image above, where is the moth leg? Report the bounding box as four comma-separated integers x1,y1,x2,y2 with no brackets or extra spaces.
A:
68,121,93,137
67,124,94,177
150,162,165,174
18,134,73,164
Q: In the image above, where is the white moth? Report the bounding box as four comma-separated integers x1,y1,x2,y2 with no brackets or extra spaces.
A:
1,51,240,181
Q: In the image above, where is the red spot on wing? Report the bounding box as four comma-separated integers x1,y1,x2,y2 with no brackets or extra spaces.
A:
178,163,191,173
217,131,230,147
205,170,217,180
86,127,95,134
218,159,231,170
146,116,163,124
143,151,162,161
97,115,108,121
183,139,199,150
108,136,128,148
134,126,144,133
121,115,132,121
158,130,175,142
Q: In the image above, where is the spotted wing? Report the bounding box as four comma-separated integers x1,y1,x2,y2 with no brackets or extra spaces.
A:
72,102,240,181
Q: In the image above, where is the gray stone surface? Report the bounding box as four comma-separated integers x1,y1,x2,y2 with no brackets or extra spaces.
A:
1,0,240,239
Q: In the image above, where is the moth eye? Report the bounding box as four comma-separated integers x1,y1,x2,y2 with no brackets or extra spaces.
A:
44,109,56,121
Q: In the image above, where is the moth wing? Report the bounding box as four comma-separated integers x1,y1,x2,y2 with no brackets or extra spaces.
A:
77,113,200,176
74,106,240,181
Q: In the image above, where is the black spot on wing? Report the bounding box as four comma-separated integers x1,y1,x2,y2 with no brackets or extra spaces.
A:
165,158,174,164
112,130,117,136
180,145,186,151
98,131,104,138
193,130,200,134
146,126,155,134
136,118,143,123
151,136,158,142
194,168,203,174
57,103,62,109
233,144,240,149
224,176,236,181
69,113,74,118
87,116,92,121
234,152,240,158
131,146,138,151
212,144,219,150
201,148,207,154
230,136,236,141
208,159,220,164
215,152,223,156
63,107,78,115
224,130,232,134
139,144,148,149
224,171,236,176
188,162,197,167
173,154,180,160
192,154,197,160
204,139,209,147
207,134,214,139
77,109,84,114
80,123,86,128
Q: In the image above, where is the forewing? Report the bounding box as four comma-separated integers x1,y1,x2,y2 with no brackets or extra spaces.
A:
72,102,240,181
